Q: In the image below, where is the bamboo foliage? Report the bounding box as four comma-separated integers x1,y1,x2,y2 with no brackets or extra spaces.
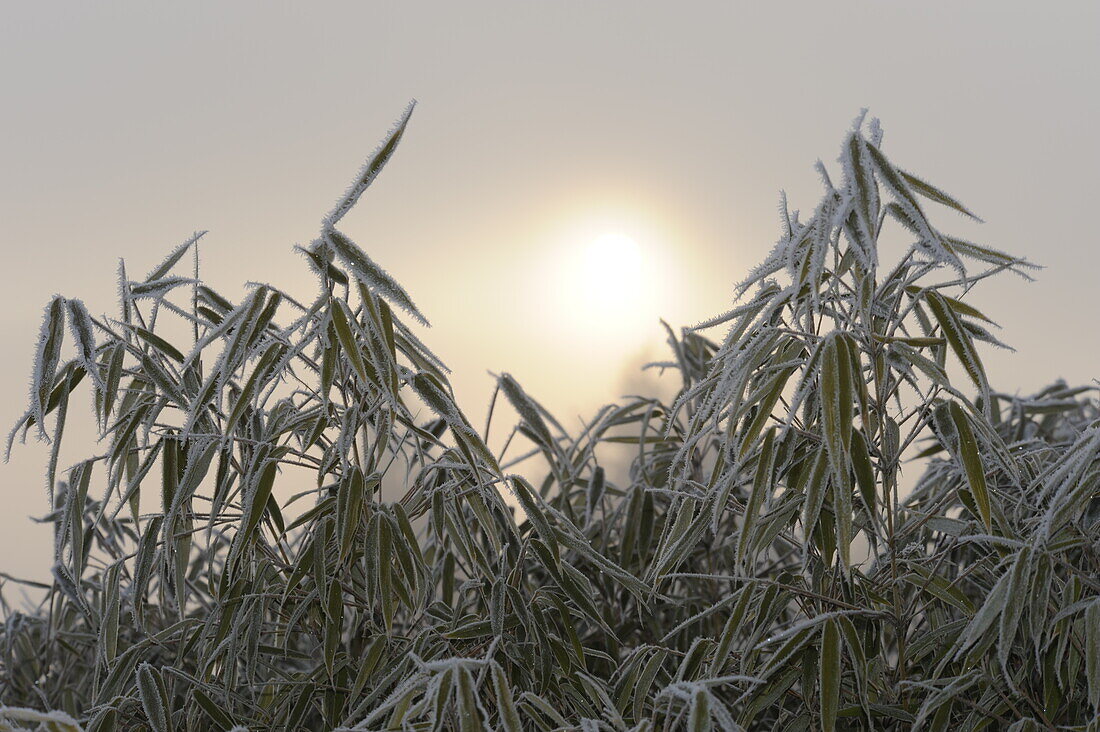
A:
2,109,1098,731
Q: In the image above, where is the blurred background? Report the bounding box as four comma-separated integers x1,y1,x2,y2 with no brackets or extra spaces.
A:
2,1,1098,583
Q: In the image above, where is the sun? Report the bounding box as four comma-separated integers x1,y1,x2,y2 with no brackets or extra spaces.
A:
581,232,644,305
557,229,661,344
533,221,680,355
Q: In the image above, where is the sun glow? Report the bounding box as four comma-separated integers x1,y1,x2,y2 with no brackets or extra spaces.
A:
533,225,673,351
581,233,644,306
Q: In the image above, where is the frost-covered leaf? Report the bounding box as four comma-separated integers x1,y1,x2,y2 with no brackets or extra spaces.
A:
325,228,428,326
819,619,841,732
31,296,66,438
325,100,415,227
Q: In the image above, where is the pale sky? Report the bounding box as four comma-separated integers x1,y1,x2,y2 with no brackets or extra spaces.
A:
2,1,1098,581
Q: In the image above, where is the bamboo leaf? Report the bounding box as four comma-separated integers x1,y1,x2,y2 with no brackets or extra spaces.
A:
325,101,415,226
1086,599,1100,712
946,400,992,531
819,332,851,490
239,460,278,550
326,229,428,326
31,296,66,437
819,619,841,732
898,168,982,221
135,663,171,732
925,290,988,396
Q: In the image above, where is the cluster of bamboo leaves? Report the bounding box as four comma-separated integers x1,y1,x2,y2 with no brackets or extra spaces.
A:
2,106,1098,731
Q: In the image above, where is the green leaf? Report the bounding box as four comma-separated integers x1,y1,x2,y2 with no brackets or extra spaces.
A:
326,228,428,326
956,569,1011,659
192,688,235,730
925,290,988,396
499,373,557,454
738,428,776,568
513,476,558,565
849,428,876,518
801,449,829,559
898,168,982,221
144,231,204,282
239,460,278,550
819,332,852,491
999,544,1033,675
32,296,66,437
411,371,499,472
329,297,371,386
1086,600,1100,712
123,323,186,363
455,666,483,732
689,687,711,732
66,298,103,389
132,516,164,629
98,563,121,665
633,649,667,722
325,101,415,226
946,400,992,531
491,663,522,732
820,619,841,732
135,662,172,732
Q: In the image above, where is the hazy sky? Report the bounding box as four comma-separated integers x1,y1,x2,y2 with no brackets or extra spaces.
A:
2,1,1098,582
